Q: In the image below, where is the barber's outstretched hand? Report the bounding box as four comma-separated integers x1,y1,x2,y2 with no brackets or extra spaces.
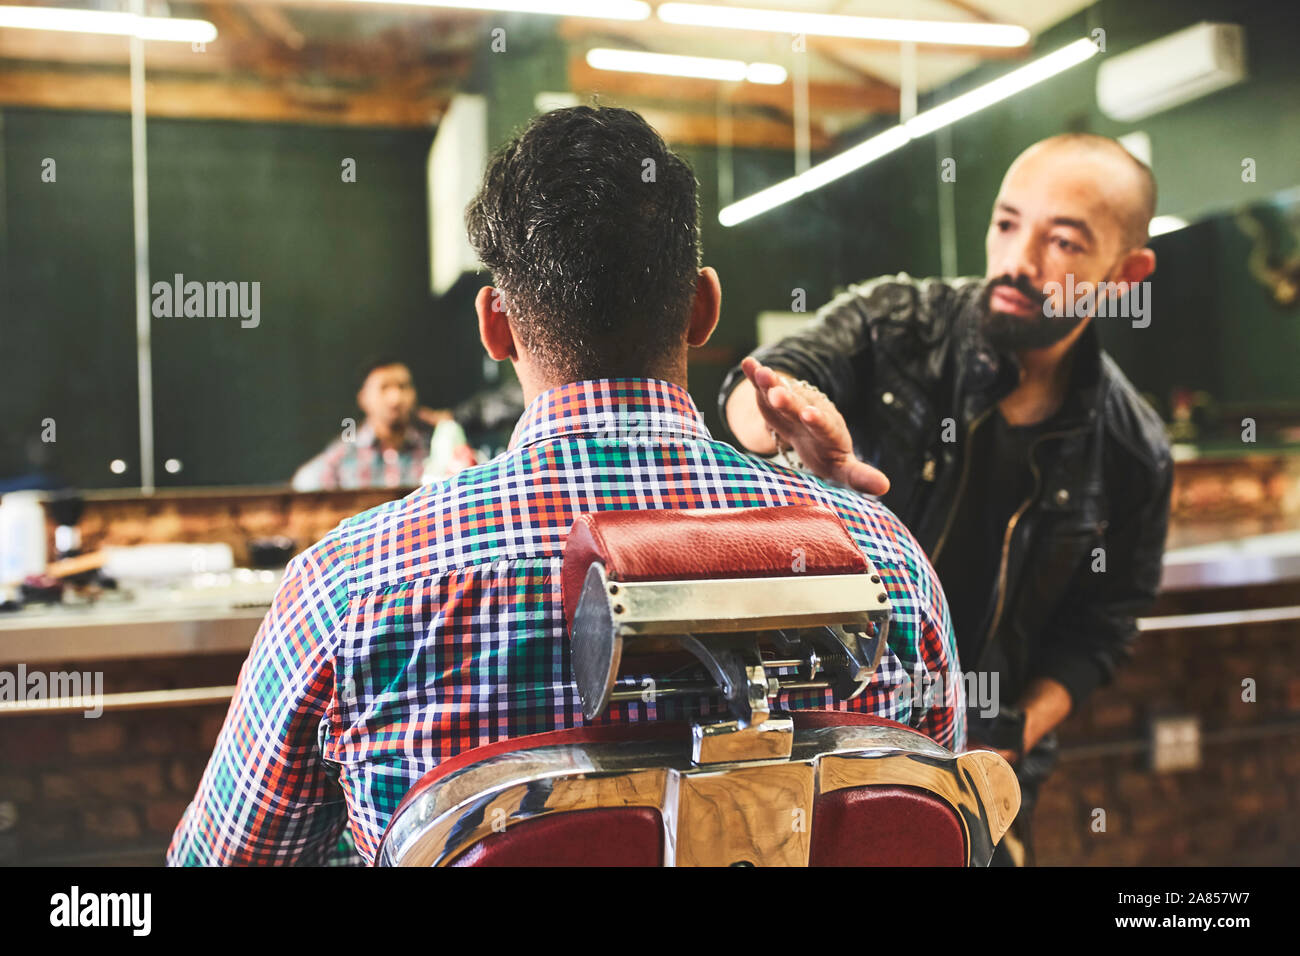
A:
416,406,454,427
739,357,890,496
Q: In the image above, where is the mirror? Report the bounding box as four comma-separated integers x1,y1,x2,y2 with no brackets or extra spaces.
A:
3,2,1298,494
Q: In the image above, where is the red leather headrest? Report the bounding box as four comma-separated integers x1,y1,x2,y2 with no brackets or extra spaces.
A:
560,505,868,633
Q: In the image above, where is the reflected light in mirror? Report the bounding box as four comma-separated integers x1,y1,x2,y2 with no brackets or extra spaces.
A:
0,6,217,43
342,0,651,20
1149,215,1191,238
658,3,1030,47
720,38,1100,226
586,49,787,85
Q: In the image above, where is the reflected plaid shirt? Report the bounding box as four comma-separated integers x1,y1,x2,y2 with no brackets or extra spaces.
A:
168,378,964,866
290,422,431,491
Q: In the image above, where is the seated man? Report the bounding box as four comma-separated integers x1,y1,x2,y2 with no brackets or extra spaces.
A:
168,106,965,866
291,357,432,491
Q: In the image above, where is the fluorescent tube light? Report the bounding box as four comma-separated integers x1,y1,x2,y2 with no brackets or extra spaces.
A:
745,63,789,85
658,3,1029,47
718,126,910,226
339,0,650,19
797,126,913,192
719,39,1101,226
0,6,217,43
1148,215,1189,237
904,38,1100,136
587,48,786,84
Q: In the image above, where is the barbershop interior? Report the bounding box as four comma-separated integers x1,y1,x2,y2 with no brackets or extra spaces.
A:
1,0,1298,871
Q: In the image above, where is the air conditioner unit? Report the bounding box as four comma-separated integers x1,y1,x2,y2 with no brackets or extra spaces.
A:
1096,22,1246,123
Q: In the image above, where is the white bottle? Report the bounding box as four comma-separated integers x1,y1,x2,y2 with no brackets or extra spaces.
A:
0,491,48,587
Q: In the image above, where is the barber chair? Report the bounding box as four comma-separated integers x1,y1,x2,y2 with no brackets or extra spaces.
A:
378,505,1020,866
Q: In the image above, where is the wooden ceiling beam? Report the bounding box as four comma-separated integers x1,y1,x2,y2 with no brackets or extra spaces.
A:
0,68,448,128
0,26,472,83
0,63,824,146
804,37,900,95
940,0,994,23
238,3,308,50
633,106,830,151
201,2,257,42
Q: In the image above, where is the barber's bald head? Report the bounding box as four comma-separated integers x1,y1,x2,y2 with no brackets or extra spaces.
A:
1011,133,1156,248
981,132,1159,352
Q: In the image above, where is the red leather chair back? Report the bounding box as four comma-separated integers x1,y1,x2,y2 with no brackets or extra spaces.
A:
377,508,1020,866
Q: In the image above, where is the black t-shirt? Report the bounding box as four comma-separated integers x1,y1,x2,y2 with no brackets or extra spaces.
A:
933,409,1058,669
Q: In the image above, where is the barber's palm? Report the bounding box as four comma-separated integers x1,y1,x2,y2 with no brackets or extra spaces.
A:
741,358,890,496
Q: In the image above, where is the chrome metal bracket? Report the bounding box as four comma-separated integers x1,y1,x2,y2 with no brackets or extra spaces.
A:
692,714,794,765
570,561,892,723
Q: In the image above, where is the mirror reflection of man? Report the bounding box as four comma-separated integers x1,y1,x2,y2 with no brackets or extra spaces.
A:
721,134,1174,865
292,357,431,491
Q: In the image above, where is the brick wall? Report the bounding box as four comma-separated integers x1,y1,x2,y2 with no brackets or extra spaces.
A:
0,654,244,865
1168,454,1298,524
53,486,410,568
45,451,1300,567
5,581,1296,866
1035,582,1300,865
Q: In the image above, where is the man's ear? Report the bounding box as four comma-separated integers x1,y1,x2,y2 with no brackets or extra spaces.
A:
1114,247,1157,289
476,286,517,361
687,267,722,347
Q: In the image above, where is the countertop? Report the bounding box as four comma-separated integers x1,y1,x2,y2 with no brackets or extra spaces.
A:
3,523,1299,666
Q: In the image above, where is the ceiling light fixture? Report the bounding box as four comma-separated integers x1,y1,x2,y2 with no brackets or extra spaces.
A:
657,3,1030,47
1148,215,1190,237
719,39,1100,226
0,6,217,43
586,48,787,84
341,0,650,20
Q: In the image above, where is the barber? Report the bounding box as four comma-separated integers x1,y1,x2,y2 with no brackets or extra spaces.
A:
720,134,1174,865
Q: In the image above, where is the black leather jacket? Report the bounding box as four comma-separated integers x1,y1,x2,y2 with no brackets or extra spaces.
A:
720,274,1174,721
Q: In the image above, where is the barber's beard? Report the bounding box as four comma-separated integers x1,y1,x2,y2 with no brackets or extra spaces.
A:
982,269,1107,351
978,274,1087,352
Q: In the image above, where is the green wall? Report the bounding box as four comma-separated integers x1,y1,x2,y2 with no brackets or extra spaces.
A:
1,111,482,488
2,111,140,490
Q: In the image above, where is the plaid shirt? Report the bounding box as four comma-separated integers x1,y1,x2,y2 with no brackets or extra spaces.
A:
291,422,431,491
169,378,964,866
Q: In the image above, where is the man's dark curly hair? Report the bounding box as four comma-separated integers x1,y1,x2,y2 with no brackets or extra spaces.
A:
465,106,702,381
